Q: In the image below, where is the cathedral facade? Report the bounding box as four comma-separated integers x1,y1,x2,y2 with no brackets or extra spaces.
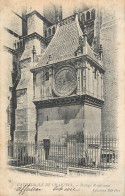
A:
4,3,118,143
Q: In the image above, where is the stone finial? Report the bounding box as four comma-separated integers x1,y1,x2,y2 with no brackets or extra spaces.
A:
83,25,87,39
47,54,52,64
74,36,84,56
32,45,36,62
99,44,103,60
79,36,84,47
56,10,60,24
83,25,87,45
74,7,79,21
74,7,78,15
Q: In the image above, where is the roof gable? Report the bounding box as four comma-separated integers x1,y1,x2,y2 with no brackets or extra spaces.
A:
37,16,81,67
31,14,103,71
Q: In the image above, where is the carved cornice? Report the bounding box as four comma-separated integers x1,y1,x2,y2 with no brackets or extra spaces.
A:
86,55,104,72
84,95,104,107
30,56,83,73
33,94,104,109
21,32,46,43
31,52,104,73
74,36,84,56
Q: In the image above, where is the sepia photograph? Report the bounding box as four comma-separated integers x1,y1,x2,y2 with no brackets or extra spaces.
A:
0,0,125,195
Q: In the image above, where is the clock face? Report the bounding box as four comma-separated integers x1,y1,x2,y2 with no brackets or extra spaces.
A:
53,67,76,97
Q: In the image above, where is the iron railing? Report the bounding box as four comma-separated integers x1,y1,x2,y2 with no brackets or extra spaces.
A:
8,135,118,174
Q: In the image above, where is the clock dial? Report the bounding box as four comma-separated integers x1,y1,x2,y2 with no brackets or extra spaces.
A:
53,67,76,97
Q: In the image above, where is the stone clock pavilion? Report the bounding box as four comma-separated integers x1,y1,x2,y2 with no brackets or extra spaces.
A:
29,12,104,143
6,3,119,145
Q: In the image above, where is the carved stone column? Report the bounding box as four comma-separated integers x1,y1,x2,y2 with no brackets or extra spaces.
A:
98,71,101,99
35,73,41,99
76,61,83,95
87,63,90,94
82,61,86,94
97,70,99,98
33,73,36,99
101,73,104,99
41,71,44,98
95,69,97,98
92,67,95,96
85,63,88,93
90,65,93,95
49,67,53,97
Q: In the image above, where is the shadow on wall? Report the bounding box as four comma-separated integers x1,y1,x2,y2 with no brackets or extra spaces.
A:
37,105,84,142
38,105,84,126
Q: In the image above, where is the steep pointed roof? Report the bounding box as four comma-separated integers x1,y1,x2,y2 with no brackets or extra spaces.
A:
31,15,103,71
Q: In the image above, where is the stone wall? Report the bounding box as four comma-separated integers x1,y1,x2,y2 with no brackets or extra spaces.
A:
100,9,118,135
38,105,84,142
84,104,101,135
20,38,43,61
3,50,13,140
27,13,44,36
37,103,101,141
27,76,36,142
14,89,28,142
15,78,36,142
85,62,102,99
15,49,37,142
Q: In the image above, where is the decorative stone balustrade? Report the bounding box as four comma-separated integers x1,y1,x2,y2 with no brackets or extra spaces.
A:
14,39,25,50
44,15,76,38
58,15,75,26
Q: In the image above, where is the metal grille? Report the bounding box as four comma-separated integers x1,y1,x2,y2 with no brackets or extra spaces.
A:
8,135,118,174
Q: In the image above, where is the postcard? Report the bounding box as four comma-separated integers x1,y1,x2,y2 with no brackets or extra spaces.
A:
0,0,125,195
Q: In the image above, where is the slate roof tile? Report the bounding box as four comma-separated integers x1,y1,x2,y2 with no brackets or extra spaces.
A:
32,15,102,70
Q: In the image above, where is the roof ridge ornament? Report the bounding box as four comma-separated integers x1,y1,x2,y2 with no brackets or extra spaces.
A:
83,25,87,42
99,44,103,60
32,45,36,62
56,13,60,24
74,24,87,57
58,15,75,27
47,54,52,64
74,36,84,56
74,7,79,17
